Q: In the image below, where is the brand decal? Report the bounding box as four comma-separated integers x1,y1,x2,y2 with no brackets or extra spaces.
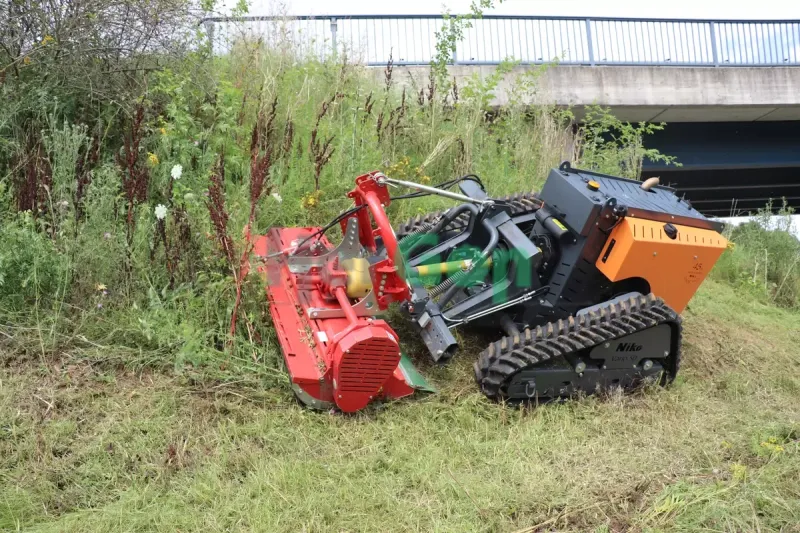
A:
616,342,643,352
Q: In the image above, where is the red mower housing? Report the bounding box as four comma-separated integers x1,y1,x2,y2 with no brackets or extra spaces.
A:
253,172,418,412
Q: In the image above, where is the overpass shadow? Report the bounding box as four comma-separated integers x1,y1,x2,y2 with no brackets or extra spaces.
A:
641,121,800,216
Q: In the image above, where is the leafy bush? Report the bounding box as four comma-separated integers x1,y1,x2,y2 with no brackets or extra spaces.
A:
712,205,800,308
0,212,64,311
576,105,680,179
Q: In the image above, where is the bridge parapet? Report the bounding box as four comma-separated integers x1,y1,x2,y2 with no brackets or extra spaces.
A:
203,14,800,68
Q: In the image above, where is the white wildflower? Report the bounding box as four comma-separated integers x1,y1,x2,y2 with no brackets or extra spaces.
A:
170,164,183,180
271,192,283,203
154,204,168,220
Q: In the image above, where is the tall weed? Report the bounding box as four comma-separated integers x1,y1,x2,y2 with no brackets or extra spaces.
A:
712,203,800,308
0,212,64,312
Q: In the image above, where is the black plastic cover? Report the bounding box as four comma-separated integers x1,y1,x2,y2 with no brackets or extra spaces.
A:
539,166,724,236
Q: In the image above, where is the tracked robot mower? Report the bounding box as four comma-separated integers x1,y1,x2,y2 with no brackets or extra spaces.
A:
254,162,728,412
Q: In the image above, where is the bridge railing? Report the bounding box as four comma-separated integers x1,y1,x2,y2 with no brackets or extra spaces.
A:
201,15,800,67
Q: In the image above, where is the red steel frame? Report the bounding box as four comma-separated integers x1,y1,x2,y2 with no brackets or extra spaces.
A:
253,172,415,412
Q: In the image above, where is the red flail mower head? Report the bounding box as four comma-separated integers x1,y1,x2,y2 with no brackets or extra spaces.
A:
252,172,421,412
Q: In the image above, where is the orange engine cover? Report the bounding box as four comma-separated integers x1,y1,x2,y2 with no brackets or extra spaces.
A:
596,218,728,313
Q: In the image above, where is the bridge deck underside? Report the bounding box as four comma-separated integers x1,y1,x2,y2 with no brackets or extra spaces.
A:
642,166,800,216
641,121,800,216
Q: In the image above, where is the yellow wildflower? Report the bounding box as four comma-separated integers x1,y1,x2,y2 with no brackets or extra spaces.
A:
421,175,432,184
385,157,414,178
95,283,107,292
23,56,31,65
760,437,785,454
147,152,159,166
730,462,747,482
160,127,167,135
301,191,321,209
41,35,55,46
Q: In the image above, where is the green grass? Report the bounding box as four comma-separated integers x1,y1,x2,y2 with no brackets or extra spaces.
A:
2,280,799,533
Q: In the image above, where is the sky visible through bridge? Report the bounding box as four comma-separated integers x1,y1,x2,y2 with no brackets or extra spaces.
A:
220,0,800,19
208,15,800,66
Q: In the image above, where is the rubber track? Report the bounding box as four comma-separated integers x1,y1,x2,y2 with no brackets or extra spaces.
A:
395,191,541,238
473,293,682,401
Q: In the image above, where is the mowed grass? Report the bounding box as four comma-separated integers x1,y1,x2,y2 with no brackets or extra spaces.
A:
2,280,799,533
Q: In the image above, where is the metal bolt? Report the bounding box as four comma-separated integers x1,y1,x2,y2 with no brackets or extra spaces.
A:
643,359,654,371
574,361,586,373
694,255,698,260
604,342,610,348
653,252,658,256
602,365,607,369
312,312,318,318
663,350,670,357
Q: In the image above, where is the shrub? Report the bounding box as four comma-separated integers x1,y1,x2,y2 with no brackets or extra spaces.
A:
0,212,65,311
712,205,800,308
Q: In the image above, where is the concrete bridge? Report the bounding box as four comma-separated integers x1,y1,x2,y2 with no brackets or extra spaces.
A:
431,65,800,123
204,14,800,215
387,64,800,216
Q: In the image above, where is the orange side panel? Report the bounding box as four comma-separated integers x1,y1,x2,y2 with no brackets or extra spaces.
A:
596,218,728,313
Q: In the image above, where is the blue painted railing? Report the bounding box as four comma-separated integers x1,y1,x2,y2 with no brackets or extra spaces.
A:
201,14,800,67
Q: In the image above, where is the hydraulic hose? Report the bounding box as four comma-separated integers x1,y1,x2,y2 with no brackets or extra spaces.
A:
437,214,500,307
404,203,479,258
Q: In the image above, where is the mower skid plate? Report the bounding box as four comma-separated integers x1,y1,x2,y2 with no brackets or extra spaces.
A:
253,230,330,395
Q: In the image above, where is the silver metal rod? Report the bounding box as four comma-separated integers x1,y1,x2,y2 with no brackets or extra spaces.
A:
203,15,800,67
443,287,549,328
381,177,493,206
